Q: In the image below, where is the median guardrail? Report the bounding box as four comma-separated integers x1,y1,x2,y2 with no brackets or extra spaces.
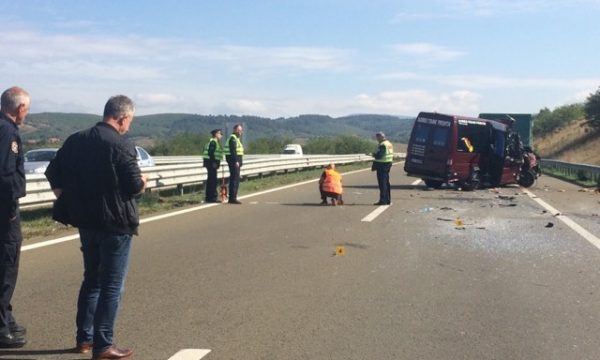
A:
541,159,600,185
21,153,403,208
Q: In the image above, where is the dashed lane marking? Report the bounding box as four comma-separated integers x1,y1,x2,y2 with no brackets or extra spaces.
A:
361,205,391,222
168,349,211,360
522,188,600,251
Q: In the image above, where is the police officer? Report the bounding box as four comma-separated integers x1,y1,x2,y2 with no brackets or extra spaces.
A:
0,87,30,348
202,129,223,203
371,132,393,205
224,124,244,204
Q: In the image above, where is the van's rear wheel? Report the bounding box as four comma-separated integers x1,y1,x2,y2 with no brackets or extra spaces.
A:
424,179,443,189
462,171,480,191
518,170,536,188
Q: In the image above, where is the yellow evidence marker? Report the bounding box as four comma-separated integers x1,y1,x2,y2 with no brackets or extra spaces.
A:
335,246,345,256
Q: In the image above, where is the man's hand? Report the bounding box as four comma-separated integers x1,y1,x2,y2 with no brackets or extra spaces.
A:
141,175,148,190
236,161,240,168
8,214,17,222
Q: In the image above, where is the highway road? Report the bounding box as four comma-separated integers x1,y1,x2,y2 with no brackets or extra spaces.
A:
3,164,600,360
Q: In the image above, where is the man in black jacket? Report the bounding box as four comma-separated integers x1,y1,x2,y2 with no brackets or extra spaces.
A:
45,95,147,360
0,87,30,348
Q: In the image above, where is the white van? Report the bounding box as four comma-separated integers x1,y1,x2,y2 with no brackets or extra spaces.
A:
282,144,303,155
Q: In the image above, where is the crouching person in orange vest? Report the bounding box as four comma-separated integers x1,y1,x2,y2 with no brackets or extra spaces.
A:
319,163,344,206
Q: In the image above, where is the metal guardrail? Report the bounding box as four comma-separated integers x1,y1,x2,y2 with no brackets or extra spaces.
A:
541,159,600,184
21,154,384,208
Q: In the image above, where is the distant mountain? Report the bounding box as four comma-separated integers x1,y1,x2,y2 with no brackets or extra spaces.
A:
22,112,416,145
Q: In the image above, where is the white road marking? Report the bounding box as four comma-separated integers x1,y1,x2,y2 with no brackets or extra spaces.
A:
21,165,376,252
361,205,391,222
168,349,211,360
522,188,600,251
411,179,422,185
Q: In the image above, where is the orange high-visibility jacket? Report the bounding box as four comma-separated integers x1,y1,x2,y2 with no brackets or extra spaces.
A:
322,169,343,194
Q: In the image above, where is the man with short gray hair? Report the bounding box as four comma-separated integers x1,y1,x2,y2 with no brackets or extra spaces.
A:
46,95,146,359
0,86,30,348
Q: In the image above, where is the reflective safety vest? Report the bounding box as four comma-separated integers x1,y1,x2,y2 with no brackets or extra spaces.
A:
322,169,343,194
202,138,223,161
373,140,393,163
224,134,244,156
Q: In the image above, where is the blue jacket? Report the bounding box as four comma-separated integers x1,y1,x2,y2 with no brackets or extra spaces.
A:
0,114,25,220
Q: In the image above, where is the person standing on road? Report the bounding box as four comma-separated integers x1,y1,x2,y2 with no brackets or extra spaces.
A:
0,87,30,349
371,132,393,205
45,95,147,360
224,124,244,204
202,129,224,203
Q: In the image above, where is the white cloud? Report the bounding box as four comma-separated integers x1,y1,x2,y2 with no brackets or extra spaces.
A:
393,0,600,20
354,90,481,115
379,72,600,90
391,43,465,62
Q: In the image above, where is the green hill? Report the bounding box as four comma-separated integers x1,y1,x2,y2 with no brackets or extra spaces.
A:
22,112,415,147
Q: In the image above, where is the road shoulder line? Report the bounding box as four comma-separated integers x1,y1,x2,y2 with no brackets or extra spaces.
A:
522,188,600,251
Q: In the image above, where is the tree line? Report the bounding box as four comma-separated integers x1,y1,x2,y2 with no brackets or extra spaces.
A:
533,87,600,137
149,134,377,155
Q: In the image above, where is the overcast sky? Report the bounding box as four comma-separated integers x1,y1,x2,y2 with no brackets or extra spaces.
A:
1,0,599,117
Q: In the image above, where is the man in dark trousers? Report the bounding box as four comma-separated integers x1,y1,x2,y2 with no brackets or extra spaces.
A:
202,129,223,203
371,132,394,205
0,87,30,348
45,95,147,360
224,124,244,204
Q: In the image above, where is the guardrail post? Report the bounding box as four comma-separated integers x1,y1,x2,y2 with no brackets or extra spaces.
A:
177,184,184,196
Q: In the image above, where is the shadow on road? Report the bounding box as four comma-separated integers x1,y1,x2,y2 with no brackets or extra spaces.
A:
0,347,84,359
344,184,424,190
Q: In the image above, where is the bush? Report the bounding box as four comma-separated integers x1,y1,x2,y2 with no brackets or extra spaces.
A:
248,137,294,154
304,135,376,154
585,87,600,128
533,103,585,137
150,133,209,155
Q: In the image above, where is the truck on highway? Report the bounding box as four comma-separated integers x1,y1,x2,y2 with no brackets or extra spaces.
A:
404,112,539,190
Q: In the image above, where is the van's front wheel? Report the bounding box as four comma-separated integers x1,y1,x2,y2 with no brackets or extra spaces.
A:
518,170,536,187
423,179,443,189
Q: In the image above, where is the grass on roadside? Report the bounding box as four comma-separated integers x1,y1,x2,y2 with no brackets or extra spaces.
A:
21,162,370,240
541,167,599,188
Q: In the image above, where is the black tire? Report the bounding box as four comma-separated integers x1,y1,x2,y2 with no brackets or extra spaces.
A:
518,170,536,188
462,171,480,191
424,179,443,189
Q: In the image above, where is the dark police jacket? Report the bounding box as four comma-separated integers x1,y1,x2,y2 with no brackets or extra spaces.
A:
0,114,25,220
45,122,145,235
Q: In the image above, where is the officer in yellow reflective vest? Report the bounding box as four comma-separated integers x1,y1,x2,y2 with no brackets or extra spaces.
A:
202,129,223,203
371,132,393,205
223,124,244,204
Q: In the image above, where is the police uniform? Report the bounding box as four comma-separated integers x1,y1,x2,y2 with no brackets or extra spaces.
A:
224,133,244,203
372,138,393,205
202,134,223,202
0,113,26,338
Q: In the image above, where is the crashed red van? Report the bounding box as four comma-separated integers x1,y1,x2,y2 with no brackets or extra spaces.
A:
404,112,537,190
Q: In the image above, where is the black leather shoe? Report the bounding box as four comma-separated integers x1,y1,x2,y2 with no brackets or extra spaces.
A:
228,199,242,204
0,332,27,348
10,324,26,337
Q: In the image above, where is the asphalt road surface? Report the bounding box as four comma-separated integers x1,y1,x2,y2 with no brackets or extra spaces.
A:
3,164,599,360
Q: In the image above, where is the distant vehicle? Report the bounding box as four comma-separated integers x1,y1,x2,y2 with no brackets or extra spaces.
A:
282,144,303,155
24,146,154,175
24,148,58,174
404,112,539,190
135,146,155,167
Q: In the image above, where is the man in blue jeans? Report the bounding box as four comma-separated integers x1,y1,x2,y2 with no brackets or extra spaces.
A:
45,95,147,360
